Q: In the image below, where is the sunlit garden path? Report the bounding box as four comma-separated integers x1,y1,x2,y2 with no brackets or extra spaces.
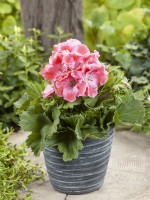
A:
10,130,150,200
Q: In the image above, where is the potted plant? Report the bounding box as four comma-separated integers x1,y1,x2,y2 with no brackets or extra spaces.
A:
15,39,145,194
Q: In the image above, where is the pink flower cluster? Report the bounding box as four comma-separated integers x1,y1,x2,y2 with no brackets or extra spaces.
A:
40,39,108,102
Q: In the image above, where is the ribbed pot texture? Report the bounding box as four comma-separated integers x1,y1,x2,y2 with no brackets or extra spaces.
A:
43,127,114,195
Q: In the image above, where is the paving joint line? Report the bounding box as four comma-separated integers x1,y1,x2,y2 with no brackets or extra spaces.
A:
64,194,68,200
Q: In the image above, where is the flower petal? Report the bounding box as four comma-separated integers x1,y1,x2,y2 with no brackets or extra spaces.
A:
63,86,78,102
42,84,54,98
86,81,98,98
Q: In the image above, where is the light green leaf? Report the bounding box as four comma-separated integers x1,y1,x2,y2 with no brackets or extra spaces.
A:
2,16,16,35
105,0,134,10
56,26,64,34
89,6,109,28
14,0,20,10
14,93,29,112
48,35,59,39
133,90,145,101
0,86,14,91
116,12,143,30
7,0,16,4
59,33,72,38
0,3,12,14
26,82,45,100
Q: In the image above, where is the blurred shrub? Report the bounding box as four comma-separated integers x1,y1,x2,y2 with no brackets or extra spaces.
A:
0,27,47,128
0,0,21,34
83,0,150,134
0,123,45,199
97,33,150,134
83,0,150,50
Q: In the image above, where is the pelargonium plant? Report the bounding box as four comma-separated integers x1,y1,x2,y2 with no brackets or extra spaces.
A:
15,39,145,161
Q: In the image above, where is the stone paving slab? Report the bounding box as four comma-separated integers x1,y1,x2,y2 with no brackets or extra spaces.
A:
10,130,150,200
19,179,67,200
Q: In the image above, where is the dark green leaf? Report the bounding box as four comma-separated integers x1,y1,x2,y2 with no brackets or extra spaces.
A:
131,76,149,85
63,98,81,109
19,112,50,132
47,131,83,161
115,93,145,125
82,125,108,139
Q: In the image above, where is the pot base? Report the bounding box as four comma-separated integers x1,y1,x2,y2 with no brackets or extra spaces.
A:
52,181,104,195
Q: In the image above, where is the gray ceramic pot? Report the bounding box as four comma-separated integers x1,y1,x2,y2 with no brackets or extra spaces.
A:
43,127,114,195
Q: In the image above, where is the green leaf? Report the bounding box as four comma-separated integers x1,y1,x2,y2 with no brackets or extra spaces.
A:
82,125,108,139
47,131,83,161
14,93,30,114
0,86,14,91
14,93,28,109
56,26,64,34
134,90,145,101
114,51,132,70
84,95,99,108
115,93,145,125
48,35,60,39
116,12,144,30
63,98,81,109
6,0,16,4
20,112,51,155
48,107,61,137
129,58,144,76
131,76,149,85
106,0,134,10
26,82,45,100
75,115,85,139
61,114,82,127
19,112,50,132
2,16,16,35
20,106,61,155
89,6,109,28
61,114,85,139
0,3,12,14
59,33,72,38
26,130,46,155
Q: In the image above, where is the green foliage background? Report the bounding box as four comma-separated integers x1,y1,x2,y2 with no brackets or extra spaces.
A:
97,34,150,133
83,0,150,50
83,0,150,134
0,0,21,35
0,28,47,128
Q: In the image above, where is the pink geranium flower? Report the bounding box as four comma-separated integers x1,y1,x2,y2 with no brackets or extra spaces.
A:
40,39,108,102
